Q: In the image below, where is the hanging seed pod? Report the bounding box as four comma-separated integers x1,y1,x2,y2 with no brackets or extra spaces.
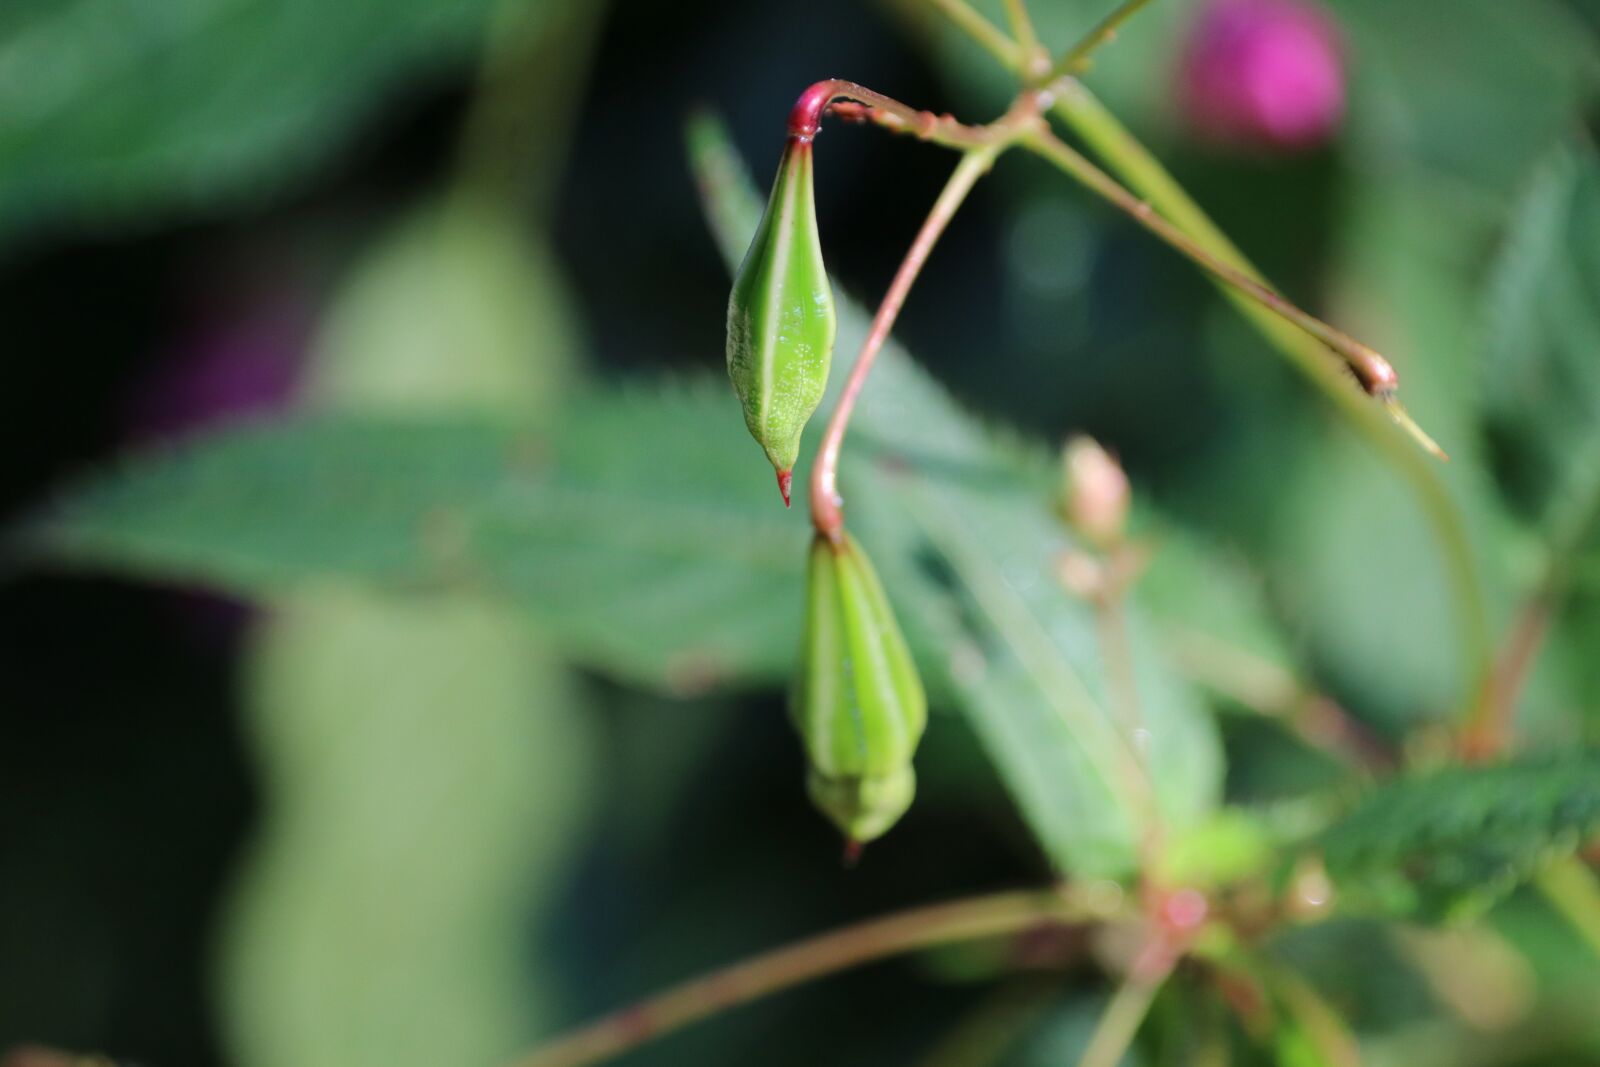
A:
793,532,927,845
725,136,836,506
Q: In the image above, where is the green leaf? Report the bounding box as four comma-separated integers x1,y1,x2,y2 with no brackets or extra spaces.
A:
1332,0,1600,205
25,398,807,691
0,0,560,246
1483,145,1600,517
1319,755,1600,920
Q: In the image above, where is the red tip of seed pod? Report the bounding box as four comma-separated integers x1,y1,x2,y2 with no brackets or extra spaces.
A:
777,469,793,508
789,80,838,141
841,838,864,868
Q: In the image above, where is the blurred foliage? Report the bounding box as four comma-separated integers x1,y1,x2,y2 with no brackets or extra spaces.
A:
8,0,1600,1065
0,0,547,247
215,178,600,1067
1320,756,1600,920
225,592,595,1067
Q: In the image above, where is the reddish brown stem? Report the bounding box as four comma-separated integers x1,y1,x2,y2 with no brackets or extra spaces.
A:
1462,454,1600,759
786,79,995,148
810,145,1001,540
510,888,1115,1067
1462,599,1552,761
1019,128,1446,459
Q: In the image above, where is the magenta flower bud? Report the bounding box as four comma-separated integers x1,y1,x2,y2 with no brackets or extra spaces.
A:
1176,0,1346,152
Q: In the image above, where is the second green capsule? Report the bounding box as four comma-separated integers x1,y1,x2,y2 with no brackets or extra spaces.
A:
725,138,836,504
792,532,927,845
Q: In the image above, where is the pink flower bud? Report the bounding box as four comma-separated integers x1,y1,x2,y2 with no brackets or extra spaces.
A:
1060,436,1130,550
1176,0,1346,152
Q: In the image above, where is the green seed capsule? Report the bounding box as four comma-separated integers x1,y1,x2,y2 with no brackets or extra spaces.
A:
726,138,836,505
793,532,927,844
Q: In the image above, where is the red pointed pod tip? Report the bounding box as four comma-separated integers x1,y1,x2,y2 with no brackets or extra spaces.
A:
841,838,865,868
777,469,793,508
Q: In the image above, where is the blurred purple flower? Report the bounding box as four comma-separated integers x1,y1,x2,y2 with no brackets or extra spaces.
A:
129,297,307,442
1176,0,1346,152
125,283,311,643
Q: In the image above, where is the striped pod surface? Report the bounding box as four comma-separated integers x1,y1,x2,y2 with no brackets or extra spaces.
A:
725,137,836,506
793,532,927,845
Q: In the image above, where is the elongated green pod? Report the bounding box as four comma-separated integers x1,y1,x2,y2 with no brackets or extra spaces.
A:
725,137,835,505
793,532,927,844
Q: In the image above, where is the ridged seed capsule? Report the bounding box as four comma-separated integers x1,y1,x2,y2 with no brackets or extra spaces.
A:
793,532,927,845
725,136,836,506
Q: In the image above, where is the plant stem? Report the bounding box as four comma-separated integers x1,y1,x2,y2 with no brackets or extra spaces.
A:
1463,441,1600,758
1002,0,1054,84
921,0,1025,70
1256,959,1362,1067
917,0,1492,728
510,888,1116,1067
1161,623,1393,771
1043,79,1492,726
1089,560,1165,864
1077,948,1174,1067
454,0,604,220
1536,857,1600,964
1019,128,1420,418
790,79,997,150
1005,0,1041,55
1048,0,1157,81
811,143,1005,539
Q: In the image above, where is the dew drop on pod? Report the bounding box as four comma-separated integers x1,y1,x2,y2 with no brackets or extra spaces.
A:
725,127,836,506
793,532,927,848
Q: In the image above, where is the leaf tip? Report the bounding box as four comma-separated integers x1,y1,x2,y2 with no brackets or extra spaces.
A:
777,468,793,508
1383,398,1450,462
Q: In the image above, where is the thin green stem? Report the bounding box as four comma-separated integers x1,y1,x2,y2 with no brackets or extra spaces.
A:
1048,0,1157,81
1078,951,1173,1067
1019,127,1419,424
1002,0,1055,83
1005,0,1041,55
921,0,1024,70
1536,857,1600,964
812,141,1008,538
1044,79,1492,723
919,0,1489,729
510,888,1117,1067
454,0,603,219
1161,623,1394,771
1090,560,1165,865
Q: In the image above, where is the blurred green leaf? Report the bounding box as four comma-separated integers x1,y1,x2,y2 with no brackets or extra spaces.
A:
224,153,598,1067
305,196,578,414
1319,755,1600,921
22,113,1238,878
1269,167,1516,728
1331,0,1600,205
223,590,597,1067
1483,145,1600,520
0,0,565,245
22,367,1217,875
25,398,806,690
